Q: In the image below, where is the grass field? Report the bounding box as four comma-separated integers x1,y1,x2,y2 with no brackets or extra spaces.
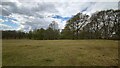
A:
2,40,118,66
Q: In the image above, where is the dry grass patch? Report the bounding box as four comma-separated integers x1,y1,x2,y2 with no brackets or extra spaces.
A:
2,40,118,66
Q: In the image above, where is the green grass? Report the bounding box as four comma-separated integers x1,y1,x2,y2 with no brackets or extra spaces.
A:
2,39,118,66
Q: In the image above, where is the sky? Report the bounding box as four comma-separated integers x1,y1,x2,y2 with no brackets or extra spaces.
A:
0,0,119,32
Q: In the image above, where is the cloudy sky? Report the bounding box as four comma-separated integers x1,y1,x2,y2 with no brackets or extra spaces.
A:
0,0,119,32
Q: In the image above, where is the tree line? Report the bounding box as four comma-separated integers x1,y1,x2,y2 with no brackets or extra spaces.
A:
2,27,60,40
2,9,120,40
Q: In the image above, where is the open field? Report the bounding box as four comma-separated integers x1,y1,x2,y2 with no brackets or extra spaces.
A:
2,40,118,66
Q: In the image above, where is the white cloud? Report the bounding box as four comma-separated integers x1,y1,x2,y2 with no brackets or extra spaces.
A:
0,23,12,30
0,19,5,23
11,19,19,24
1,0,119,31
83,2,118,15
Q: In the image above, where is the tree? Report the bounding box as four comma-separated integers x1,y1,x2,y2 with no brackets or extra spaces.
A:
62,12,89,39
85,9,120,39
45,27,60,40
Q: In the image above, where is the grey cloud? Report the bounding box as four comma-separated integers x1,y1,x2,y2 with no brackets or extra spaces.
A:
80,2,96,12
1,2,18,16
20,17,51,30
83,2,118,15
1,2,58,17
2,8,11,16
33,3,58,13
